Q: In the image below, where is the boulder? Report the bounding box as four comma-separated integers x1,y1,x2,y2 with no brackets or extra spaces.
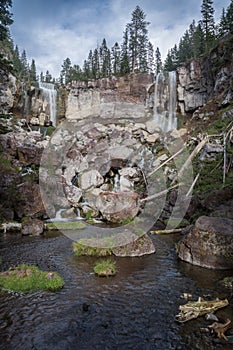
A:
21,219,44,236
177,216,233,269
84,189,139,223
78,169,104,190
112,234,155,257
15,182,45,218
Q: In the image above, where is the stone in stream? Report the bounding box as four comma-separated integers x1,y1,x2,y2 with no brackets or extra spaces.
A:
177,216,233,269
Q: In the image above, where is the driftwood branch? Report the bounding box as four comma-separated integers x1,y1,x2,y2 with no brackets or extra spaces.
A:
139,183,182,203
171,138,207,185
150,228,183,235
148,147,184,178
186,173,200,197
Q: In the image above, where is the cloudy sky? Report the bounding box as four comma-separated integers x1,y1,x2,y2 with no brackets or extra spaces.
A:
10,0,230,78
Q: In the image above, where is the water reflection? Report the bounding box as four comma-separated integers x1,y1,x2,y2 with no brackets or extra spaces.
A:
0,232,233,349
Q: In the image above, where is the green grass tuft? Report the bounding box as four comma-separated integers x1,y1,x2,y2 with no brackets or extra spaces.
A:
93,259,116,277
73,241,113,257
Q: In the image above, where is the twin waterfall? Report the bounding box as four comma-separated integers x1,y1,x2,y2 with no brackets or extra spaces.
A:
39,82,57,127
153,71,177,132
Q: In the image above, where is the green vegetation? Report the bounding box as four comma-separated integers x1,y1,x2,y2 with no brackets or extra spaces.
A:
93,259,116,277
73,240,113,257
45,221,86,231
0,264,64,292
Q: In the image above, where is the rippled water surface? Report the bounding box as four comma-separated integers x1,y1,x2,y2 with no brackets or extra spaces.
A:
0,232,233,350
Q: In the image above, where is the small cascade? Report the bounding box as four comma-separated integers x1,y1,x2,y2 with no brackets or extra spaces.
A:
39,82,57,126
113,173,120,192
153,71,177,132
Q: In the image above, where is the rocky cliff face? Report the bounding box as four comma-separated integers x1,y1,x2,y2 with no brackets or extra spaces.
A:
0,67,17,114
65,73,154,120
177,35,233,115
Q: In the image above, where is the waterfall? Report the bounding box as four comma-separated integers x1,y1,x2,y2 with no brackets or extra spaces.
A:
39,82,57,126
153,71,177,132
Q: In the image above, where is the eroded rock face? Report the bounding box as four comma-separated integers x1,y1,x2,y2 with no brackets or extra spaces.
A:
177,216,233,269
0,68,17,114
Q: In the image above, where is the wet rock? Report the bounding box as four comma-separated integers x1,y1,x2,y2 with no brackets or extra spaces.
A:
112,234,155,257
177,216,233,269
64,184,82,207
21,218,44,236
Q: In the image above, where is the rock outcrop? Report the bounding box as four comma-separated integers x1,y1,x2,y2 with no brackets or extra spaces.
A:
177,35,233,115
0,68,17,114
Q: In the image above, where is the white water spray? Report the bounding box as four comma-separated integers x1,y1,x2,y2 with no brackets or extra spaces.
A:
39,82,57,126
153,71,177,132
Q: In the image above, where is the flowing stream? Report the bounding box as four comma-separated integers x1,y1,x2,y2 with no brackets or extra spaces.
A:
0,231,233,350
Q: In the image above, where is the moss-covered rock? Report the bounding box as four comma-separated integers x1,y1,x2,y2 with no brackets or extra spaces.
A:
0,264,64,292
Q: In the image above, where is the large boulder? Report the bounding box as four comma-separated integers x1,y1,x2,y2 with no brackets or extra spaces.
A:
177,216,233,269
15,182,46,218
84,189,140,223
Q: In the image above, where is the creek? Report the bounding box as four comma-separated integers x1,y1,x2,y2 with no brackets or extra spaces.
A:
0,231,233,350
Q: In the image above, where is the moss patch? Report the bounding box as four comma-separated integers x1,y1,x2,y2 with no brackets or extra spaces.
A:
0,264,64,292
45,221,86,230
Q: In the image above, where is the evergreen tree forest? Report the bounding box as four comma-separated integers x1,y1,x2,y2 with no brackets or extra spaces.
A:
0,1,233,85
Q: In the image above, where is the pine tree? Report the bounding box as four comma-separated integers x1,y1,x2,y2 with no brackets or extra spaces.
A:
127,6,150,72
154,47,162,74
92,48,100,79
225,0,233,34
20,49,29,81
0,0,13,41
100,38,111,78
147,41,155,73
45,70,52,83
200,0,216,51
61,57,72,84
29,59,37,82
120,27,130,75
111,42,121,76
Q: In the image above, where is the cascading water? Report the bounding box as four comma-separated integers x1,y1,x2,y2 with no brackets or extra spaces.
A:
153,71,177,132
39,82,57,126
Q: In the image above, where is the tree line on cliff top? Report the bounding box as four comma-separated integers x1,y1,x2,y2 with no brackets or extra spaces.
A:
0,0,233,85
